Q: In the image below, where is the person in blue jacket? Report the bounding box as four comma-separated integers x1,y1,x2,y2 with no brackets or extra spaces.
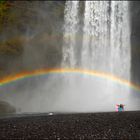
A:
118,104,125,112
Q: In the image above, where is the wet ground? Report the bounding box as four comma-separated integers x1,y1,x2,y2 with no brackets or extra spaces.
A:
0,111,140,139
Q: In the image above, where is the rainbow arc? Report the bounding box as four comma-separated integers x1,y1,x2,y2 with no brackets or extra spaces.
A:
0,68,140,92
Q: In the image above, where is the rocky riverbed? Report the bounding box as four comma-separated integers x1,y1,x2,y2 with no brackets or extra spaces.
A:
0,111,140,139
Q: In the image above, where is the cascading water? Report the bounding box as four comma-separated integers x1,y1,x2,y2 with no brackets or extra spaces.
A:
81,1,110,71
81,1,130,79
110,1,131,80
61,1,79,68
61,1,132,111
109,1,131,108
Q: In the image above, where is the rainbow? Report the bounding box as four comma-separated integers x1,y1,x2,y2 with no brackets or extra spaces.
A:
0,68,140,92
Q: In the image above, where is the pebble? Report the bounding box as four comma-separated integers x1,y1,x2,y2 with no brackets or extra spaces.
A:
0,111,139,139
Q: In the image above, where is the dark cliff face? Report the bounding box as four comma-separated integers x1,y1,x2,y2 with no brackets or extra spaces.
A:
0,100,16,115
131,1,140,84
130,1,140,101
0,1,65,77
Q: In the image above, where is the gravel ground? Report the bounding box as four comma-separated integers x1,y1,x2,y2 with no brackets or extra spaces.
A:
0,111,140,139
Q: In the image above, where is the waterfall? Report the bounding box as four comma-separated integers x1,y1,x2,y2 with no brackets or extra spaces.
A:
60,1,131,111
62,1,130,80
81,1,130,80
61,1,79,68
110,1,131,80
81,1,110,71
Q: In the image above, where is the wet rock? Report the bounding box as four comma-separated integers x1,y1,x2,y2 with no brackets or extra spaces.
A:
0,100,16,115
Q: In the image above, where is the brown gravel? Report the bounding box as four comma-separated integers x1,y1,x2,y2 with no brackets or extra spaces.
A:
0,111,140,139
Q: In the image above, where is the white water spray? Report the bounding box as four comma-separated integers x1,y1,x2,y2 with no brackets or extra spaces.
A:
62,1,79,68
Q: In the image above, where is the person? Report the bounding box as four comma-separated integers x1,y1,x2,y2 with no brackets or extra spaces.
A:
119,104,124,111
116,104,125,112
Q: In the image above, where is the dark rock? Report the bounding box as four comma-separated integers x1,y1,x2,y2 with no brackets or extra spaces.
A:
0,100,16,115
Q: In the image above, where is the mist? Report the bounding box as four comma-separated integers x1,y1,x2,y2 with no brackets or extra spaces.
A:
0,72,139,114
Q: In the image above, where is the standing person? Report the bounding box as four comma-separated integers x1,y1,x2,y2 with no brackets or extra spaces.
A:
116,104,125,112
119,104,125,111
116,104,120,112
